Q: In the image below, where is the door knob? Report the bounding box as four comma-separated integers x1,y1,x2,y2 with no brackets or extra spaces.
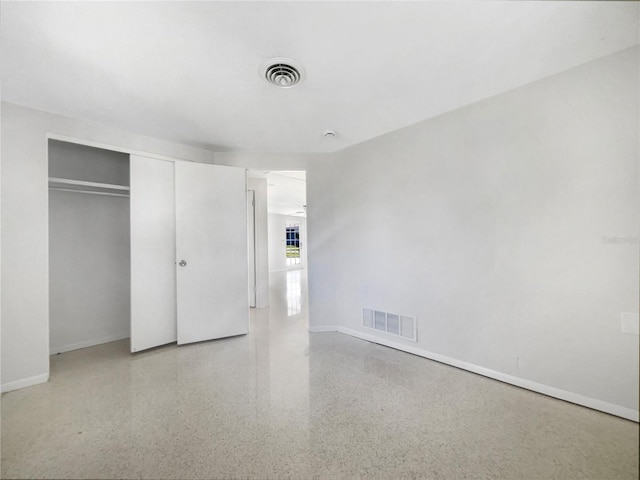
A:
179,260,187,267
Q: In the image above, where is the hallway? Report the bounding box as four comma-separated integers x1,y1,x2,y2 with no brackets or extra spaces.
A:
1,269,638,479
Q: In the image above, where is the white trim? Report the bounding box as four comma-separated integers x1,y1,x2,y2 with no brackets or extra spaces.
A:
1,373,49,393
50,334,129,355
46,133,197,164
310,326,639,422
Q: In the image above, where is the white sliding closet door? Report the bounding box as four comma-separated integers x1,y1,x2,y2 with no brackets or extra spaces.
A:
175,162,249,344
130,155,177,352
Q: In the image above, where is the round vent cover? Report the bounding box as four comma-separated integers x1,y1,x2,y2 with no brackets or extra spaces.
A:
261,58,305,88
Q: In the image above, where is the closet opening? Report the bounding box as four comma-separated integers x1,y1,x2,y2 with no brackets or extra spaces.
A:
48,140,131,356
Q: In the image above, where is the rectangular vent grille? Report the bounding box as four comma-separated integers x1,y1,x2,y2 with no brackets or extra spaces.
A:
363,308,416,342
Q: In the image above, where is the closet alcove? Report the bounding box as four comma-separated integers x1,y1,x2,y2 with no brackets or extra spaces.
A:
48,139,250,359
48,140,131,354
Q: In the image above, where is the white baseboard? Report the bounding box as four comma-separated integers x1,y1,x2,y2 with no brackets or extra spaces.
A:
1,373,49,393
51,333,129,355
310,325,639,423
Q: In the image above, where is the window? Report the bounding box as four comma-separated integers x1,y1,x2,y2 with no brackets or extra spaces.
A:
286,224,300,266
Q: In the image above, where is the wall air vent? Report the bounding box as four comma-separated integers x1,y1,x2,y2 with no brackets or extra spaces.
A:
261,58,304,88
363,308,417,342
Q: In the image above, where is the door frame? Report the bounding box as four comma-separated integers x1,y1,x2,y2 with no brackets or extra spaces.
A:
247,189,257,308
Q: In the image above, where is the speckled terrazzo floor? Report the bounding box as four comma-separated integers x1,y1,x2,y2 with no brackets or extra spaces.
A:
1,269,638,479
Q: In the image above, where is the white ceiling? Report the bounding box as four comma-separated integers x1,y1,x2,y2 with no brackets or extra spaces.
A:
1,2,638,154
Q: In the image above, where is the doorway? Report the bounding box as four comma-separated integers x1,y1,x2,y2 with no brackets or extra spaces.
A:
246,170,308,311
266,171,307,273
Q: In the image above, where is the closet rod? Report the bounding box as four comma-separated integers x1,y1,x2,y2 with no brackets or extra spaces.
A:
48,177,130,191
49,187,130,198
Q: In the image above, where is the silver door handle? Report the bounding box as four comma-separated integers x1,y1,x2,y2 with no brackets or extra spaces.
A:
179,260,187,267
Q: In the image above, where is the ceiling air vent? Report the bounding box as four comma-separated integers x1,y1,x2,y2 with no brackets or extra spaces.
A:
261,58,304,88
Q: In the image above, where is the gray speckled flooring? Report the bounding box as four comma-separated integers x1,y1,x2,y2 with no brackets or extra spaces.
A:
2,270,638,479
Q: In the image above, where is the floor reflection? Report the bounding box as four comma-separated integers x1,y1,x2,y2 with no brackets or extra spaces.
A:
268,268,307,320
286,269,303,316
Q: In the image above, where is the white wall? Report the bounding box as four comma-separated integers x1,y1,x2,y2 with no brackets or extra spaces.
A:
1,102,217,392
247,177,269,308
268,214,307,272
307,47,640,419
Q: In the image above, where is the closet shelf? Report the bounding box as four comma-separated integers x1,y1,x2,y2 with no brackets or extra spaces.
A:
48,177,130,191
48,187,129,198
